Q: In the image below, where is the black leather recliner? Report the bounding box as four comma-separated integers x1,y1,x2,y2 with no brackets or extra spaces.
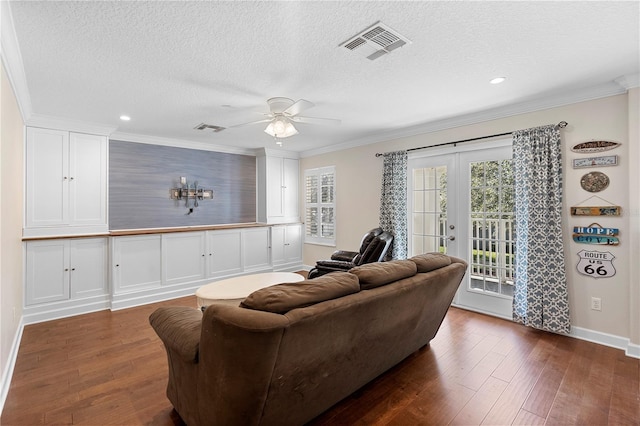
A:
307,228,394,279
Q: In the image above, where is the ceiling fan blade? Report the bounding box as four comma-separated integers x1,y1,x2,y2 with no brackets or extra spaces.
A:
284,99,315,117
291,116,341,125
227,118,273,128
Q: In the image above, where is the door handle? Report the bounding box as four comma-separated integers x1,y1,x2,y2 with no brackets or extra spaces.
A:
447,235,456,241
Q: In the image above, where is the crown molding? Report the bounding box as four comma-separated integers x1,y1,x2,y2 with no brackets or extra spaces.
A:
254,147,299,159
27,114,117,136
614,73,640,90
1,1,32,121
300,79,629,158
110,131,256,156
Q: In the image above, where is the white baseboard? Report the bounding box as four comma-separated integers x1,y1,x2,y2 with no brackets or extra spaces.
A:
571,326,640,359
452,305,639,359
0,317,24,417
22,299,111,325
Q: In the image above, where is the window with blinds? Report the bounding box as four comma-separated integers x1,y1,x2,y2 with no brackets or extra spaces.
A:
304,166,336,245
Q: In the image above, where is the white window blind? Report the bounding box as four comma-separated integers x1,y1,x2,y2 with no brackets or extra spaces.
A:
304,166,336,245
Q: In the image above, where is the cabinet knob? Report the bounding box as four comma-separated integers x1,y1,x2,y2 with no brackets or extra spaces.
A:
71,268,75,271
70,177,75,181
63,176,68,180
115,264,120,267
64,268,69,271
202,254,205,257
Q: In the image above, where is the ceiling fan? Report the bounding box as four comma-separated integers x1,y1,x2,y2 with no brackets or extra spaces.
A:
229,97,340,141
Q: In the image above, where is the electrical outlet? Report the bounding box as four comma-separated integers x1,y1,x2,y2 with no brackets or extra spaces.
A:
591,297,602,311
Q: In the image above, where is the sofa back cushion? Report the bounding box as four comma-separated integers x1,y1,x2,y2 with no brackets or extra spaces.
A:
241,272,360,314
409,253,451,273
349,259,417,289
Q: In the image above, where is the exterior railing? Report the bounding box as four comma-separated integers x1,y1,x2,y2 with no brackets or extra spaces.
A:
469,216,515,285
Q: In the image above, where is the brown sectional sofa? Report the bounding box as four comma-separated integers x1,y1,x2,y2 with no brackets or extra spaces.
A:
150,253,467,425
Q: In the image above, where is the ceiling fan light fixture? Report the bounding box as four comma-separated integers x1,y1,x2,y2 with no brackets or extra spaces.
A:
264,117,298,138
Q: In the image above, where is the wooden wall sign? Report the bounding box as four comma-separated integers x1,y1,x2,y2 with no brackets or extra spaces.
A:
571,206,621,216
576,250,616,279
573,224,619,245
571,140,621,153
572,155,618,169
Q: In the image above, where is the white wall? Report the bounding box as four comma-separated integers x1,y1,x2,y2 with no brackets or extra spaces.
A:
301,93,639,353
1,62,24,409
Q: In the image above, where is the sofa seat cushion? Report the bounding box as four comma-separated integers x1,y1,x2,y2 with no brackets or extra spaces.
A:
241,272,360,314
410,253,451,273
349,260,417,289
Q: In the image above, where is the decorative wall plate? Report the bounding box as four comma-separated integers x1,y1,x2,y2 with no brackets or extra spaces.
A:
571,140,621,153
572,155,618,169
580,171,609,192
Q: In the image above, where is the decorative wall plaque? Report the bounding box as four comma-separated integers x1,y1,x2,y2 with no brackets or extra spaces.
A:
576,250,616,279
572,155,618,169
580,171,609,192
570,206,621,216
572,224,619,246
571,140,621,153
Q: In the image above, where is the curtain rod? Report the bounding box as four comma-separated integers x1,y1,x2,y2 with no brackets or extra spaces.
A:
375,121,568,157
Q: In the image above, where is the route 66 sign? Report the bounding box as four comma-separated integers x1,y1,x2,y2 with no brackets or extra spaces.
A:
576,250,616,279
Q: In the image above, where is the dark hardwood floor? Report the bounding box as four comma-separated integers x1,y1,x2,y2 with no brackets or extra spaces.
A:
2,295,638,425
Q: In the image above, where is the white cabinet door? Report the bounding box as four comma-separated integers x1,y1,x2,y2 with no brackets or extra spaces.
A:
271,224,302,268
266,156,285,219
112,235,162,293
25,240,70,305
283,158,299,220
284,223,302,263
257,151,300,224
68,132,107,226
271,225,286,265
206,230,243,277
242,227,271,272
69,238,108,298
25,237,108,305
25,128,69,228
25,128,108,236
162,232,206,285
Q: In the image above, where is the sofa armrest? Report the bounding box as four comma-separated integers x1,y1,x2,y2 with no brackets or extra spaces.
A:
149,306,202,363
316,259,356,270
330,250,359,262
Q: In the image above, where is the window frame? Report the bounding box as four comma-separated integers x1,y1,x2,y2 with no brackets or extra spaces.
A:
304,165,336,246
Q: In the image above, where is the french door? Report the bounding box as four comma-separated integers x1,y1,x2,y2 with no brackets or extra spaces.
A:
408,141,514,319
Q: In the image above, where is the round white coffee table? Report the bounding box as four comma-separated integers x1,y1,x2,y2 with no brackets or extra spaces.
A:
196,271,305,308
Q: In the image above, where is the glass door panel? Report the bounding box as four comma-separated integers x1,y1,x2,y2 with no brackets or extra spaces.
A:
409,142,514,320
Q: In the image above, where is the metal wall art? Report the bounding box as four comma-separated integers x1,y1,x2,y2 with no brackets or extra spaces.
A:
576,250,616,279
572,155,618,169
571,140,621,153
580,171,610,192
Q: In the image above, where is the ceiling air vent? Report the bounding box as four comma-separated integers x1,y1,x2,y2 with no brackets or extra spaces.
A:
339,21,411,61
194,123,225,132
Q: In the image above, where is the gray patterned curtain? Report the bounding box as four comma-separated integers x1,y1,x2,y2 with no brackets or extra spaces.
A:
512,124,570,334
379,150,408,259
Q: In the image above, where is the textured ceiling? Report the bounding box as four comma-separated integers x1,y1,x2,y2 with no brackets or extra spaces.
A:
7,1,640,154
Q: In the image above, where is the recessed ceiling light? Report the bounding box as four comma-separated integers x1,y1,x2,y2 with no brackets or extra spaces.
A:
490,77,506,85
119,115,131,121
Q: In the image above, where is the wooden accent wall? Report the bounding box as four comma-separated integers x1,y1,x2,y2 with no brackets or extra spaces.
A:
109,141,256,229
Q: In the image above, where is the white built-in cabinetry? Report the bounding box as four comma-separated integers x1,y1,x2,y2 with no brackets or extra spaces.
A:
207,230,243,277
105,226,298,311
23,129,304,323
256,148,299,223
25,127,108,237
271,224,303,269
24,237,109,322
